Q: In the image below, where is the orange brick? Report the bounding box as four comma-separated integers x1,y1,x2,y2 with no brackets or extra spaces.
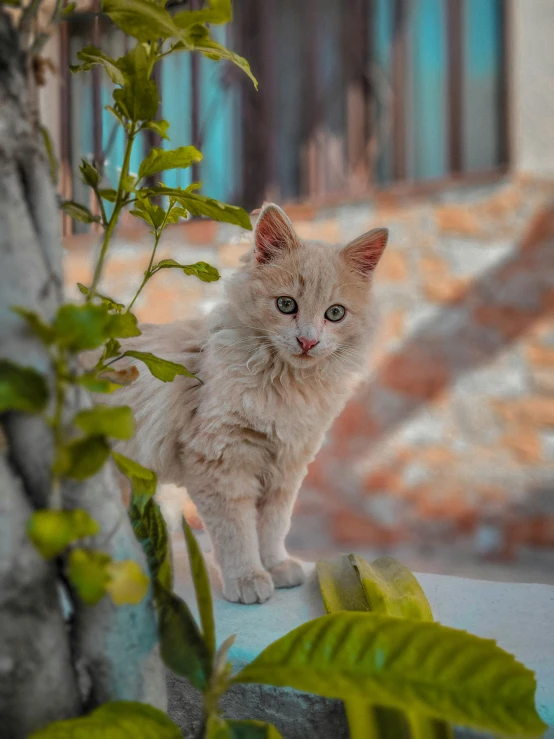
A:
180,219,218,245
502,430,542,463
473,305,535,340
379,310,405,343
381,350,449,399
493,398,554,427
376,250,408,282
218,242,250,269
423,277,469,304
476,186,521,220
363,468,402,494
436,206,481,237
525,344,554,368
417,447,456,467
331,509,404,547
294,219,340,243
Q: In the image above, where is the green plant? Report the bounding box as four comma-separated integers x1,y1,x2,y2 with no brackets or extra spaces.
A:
0,0,548,737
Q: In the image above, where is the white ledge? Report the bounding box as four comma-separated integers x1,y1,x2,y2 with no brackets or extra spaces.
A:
172,534,554,732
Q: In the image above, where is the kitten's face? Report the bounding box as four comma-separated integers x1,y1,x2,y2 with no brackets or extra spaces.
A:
230,204,388,371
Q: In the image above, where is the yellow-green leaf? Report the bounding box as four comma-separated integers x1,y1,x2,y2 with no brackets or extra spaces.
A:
40,124,58,184
109,311,142,338
62,435,111,480
173,0,232,28
54,303,112,352
29,700,181,738
68,548,111,605
102,0,180,43
148,185,252,229
77,283,125,313
121,350,195,382
183,24,257,89
206,716,283,739
74,405,135,441
13,306,55,344
79,158,100,188
182,516,215,657
138,146,202,181
0,360,48,414
143,119,170,140
233,612,546,738
77,374,121,394
106,559,149,605
316,556,370,613
27,509,99,559
153,259,220,283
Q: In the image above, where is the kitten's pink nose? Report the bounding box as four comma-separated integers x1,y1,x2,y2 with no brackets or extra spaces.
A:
297,337,319,353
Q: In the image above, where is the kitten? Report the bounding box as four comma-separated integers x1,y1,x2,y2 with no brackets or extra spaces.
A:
108,203,388,604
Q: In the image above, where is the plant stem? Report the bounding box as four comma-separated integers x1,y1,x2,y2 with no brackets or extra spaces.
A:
126,201,173,313
88,124,136,300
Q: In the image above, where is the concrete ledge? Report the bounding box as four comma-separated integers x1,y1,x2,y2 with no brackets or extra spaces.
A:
169,534,554,738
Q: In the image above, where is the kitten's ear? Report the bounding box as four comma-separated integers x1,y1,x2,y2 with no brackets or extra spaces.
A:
254,202,300,264
341,228,389,278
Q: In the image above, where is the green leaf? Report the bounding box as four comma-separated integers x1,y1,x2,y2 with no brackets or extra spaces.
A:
112,451,157,513
106,559,149,605
102,338,122,361
29,700,181,738
114,43,159,122
77,283,125,313
121,350,195,382
61,200,100,224
79,158,100,188
98,187,118,202
182,516,215,657
183,24,257,89
62,435,111,480
156,584,211,691
60,2,76,18
109,311,142,338
103,0,179,43
174,0,232,28
148,185,252,229
129,498,171,589
13,306,55,344
40,125,58,184
143,119,170,140
106,105,126,128
27,509,99,559
70,44,124,85
0,360,48,414
316,555,370,613
54,303,112,352
68,548,111,605
234,612,547,738
154,259,220,283
138,146,202,181
129,198,166,229
74,405,135,441
77,373,121,394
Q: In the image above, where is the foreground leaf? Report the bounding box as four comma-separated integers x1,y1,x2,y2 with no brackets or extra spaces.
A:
106,559,149,605
29,700,181,738
182,516,215,657
13,306,55,344
129,498,171,589
62,435,111,480
74,405,135,441
77,283,125,313
233,612,546,738
70,44,124,85
156,584,211,691
148,185,252,229
61,200,99,224
121,350,195,382
154,259,220,283
77,374,121,394
0,360,48,414
174,0,232,29
144,119,170,140
54,303,112,351
27,509,99,559
113,43,158,122
112,451,157,512
68,548,111,605
103,0,179,43
138,146,202,181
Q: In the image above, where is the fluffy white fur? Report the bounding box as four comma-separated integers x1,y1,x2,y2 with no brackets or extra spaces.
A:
105,204,388,604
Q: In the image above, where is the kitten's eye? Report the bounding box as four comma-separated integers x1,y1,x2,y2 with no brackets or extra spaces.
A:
276,296,298,314
325,304,346,322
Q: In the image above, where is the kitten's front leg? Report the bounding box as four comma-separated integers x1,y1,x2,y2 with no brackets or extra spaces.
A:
193,490,274,605
257,471,306,590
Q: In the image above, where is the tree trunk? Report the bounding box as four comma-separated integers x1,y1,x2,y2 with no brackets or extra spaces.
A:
0,10,166,735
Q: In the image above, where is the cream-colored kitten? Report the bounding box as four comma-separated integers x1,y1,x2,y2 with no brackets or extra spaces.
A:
108,204,388,604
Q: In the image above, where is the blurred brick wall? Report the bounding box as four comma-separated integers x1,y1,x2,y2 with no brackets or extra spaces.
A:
64,176,554,565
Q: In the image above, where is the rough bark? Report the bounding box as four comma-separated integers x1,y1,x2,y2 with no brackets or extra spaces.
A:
0,9,166,732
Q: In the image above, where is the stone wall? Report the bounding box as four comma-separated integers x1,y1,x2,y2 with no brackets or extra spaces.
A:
63,176,554,574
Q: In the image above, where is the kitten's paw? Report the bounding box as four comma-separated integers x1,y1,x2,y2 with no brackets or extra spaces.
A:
223,570,275,605
269,558,305,589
